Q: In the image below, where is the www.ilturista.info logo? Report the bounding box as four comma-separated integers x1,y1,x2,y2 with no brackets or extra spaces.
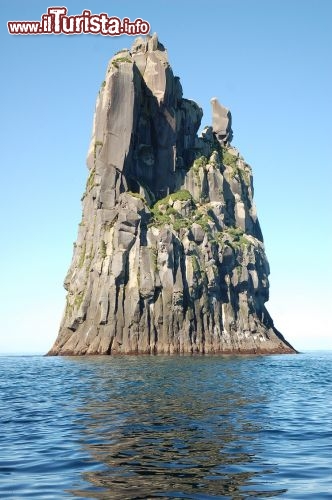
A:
7,7,150,36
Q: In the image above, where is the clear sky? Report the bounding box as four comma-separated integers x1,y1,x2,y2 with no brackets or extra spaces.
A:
1,0,331,353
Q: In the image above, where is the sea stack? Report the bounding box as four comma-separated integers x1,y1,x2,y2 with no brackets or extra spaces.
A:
48,34,295,355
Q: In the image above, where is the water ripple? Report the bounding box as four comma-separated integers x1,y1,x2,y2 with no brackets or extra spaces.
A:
0,352,331,498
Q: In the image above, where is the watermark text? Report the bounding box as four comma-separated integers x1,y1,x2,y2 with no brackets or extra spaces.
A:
8,7,150,36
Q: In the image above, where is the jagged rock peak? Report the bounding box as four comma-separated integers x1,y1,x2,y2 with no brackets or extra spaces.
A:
131,32,166,54
48,35,296,356
86,33,202,205
211,98,233,145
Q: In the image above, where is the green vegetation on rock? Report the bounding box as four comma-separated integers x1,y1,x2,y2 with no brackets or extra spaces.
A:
190,156,208,192
150,247,158,272
191,254,202,274
221,147,238,169
230,165,250,185
193,155,208,171
65,297,73,317
236,265,242,278
74,294,84,309
100,240,107,258
127,191,146,203
227,227,244,238
194,213,212,231
223,226,251,248
86,168,95,191
150,190,194,230
94,140,103,157
167,189,193,203
111,56,132,68
78,243,86,268
152,189,193,211
221,147,251,185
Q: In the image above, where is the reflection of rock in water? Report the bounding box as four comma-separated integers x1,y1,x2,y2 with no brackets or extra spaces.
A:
68,358,287,499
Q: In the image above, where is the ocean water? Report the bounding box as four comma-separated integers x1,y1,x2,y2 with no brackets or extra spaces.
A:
0,352,331,499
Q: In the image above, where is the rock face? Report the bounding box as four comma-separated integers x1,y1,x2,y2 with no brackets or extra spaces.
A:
48,34,295,356
211,98,233,144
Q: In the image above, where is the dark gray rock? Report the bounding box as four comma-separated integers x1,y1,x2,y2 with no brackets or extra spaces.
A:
211,97,233,144
48,35,296,356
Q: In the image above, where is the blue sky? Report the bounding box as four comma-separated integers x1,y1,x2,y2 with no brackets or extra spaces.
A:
1,0,331,353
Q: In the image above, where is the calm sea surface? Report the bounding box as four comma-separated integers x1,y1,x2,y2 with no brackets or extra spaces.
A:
0,352,331,499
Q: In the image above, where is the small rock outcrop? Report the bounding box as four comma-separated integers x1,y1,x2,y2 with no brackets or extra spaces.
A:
211,97,233,144
48,34,295,355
